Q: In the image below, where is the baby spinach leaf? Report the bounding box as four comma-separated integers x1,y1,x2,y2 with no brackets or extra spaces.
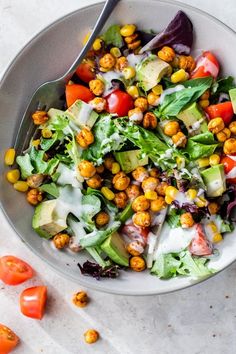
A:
39,183,59,198
184,132,218,160
102,24,124,48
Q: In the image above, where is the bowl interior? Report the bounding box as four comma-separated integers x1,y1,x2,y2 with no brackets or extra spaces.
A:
1,0,236,295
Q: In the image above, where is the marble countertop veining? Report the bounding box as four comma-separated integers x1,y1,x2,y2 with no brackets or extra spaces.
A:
1,1,236,353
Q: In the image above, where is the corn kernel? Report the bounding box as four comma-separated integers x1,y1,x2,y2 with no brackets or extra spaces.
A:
186,189,197,200
209,154,220,166
165,195,174,205
13,181,29,192
41,128,52,139
197,157,209,168
101,187,115,200
122,66,136,80
165,186,178,199
32,139,41,147
111,162,120,174
171,69,188,83
152,84,163,96
195,196,207,207
6,169,20,184
145,190,158,200
213,233,223,243
4,148,16,166
93,38,102,51
176,156,185,169
110,47,121,58
120,24,136,37
199,99,210,109
83,31,91,45
127,85,139,99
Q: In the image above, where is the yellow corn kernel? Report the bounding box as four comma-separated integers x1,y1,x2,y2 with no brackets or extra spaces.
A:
41,128,52,139
152,84,163,96
111,162,120,174
197,157,209,168
32,139,40,147
199,99,210,109
6,169,20,184
208,221,218,233
165,186,178,199
120,24,136,37
145,190,158,200
176,156,185,169
101,187,115,200
165,195,174,205
186,189,197,200
13,181,29,192
83,31,91,45
195,196,207,207
122,66,136,80
213,233,223,243
127,85,139,99
171,69,188,83
93,38,102,51
4,148,16,166
110,47,121,58
209,154,220,166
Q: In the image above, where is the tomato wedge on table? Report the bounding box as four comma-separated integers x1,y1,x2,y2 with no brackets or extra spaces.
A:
0,256,34,285
20,286,47,320
76,60,95,83
65,84,94,107
191,51,220,79
205,102,234,125
106,90,134,117
0,323,19,354
221,155,236,183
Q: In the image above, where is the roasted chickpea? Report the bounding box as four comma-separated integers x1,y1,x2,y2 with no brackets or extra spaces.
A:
89,79,105,96
229,121,236,135
200,89,210,101
132,166,149,182
172,131,187,147
26,188,43,205
99,53,116,70
124,33,139,44
178,55,196,72
130,256,146,272
149,167,160,178
127,241,144,256
32,110,48,125
76,128,94,148
132,195,150,212
96,164,105,174
150,196,166,212
104,156,115,170
128,40,141,50
141,177,159,192
134,97,148,112
143,112,157,129
53,233,70,249
86,173,102,189
112,171,130,191
147,92,159,106
180,212,195,228
115,56,128,71
78,160,96,178
128,107,143,124
27,174,44,188
216,128,231,142
208,202,220,215
223,138,236,155
72,291,88,308
125,184,141,201
89,97,107,112
133,211,151,227
84,329,99,344
95,211,110,226
208,117,225,134
114,192,128,209
164,121,180,137
156,181,168,196
157,46,175,62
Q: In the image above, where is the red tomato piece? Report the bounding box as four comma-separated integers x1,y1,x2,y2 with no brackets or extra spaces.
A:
20,286,47,320
205,102,234,125
76,60,95,83
121,223,149,246
106,90,134,117
221,155,236,183
65,84,94,107
191,51,220,79
0,256,34,286
189,224,213,256
0,323,19,354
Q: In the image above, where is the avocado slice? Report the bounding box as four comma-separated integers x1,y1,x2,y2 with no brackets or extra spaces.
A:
101,232,129,266
136,54,171,91
47,108,65,120
229,88,236,114
32,200,67,239
66,99,98,129
201,164,226,197
177,102,208,135
114,150,148,173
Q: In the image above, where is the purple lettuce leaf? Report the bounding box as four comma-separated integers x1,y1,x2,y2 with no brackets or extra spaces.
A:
78,261,120,280
140,11,193,55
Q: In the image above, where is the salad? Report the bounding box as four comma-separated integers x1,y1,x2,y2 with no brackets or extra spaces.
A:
5,11,236,280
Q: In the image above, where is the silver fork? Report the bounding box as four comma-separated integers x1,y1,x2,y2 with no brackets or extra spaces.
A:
13,0,120,154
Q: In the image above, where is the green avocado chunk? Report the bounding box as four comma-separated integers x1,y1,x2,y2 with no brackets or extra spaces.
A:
66,99,98,129
229,88,236,114
114,150,148,173
101,232,129,267
177,102,208,134
201,164,226,197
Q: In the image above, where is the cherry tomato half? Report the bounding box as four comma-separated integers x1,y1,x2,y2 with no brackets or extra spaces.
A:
122,223,149,246
106,90,134,117
0,323,19,354
76,60,95,83
65,84,94,107
205,102,234,125
0,256,34,286
221,155,236,183
20,286,47,320
191,51,220,79
189,224,213,256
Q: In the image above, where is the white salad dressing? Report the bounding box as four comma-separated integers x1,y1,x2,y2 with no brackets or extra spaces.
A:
159,84,185,105
76,102,93,126
189,118,205,133
206,179,224,195
126,53,146,67
56,163,81,188
129,111,143,123
99,71,123,97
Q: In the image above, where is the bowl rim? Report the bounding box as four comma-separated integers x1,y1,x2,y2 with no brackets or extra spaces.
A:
1,0,236,296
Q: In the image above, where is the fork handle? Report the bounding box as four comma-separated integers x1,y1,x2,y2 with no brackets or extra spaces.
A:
63,0,121,82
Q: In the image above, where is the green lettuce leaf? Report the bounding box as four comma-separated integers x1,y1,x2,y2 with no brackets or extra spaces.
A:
39,182,59,198
86,187,118,214
81,195,101,231
166,208,182,228
79,221,121,248
16,153,34,179
102,24,124,48
183,132,218,160
212,76,236,95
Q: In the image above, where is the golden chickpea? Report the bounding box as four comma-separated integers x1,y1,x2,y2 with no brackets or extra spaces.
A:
147,92,159,106
128,107,143,124
134,97,148,112
89,79,105,96
223,138,236,155
125,184,141,201
72,291,88,308
78,160,96,178
84,329,99,344
150,196,166,212
143,112,158,129
32,110,48,125
172,131,187,147
142,177,159,192
164,121,180,137
76,128,94,148
86,173,102,189
156,182,168,196
158,46,175,62
133,211,151,227
229,121,236,135
128,40,141,50
200,89,210,101
124,33,139,44
208,117,225,134
132,166,149,182
127,241,144,256
26,188,43,206
178,55,196,72
130,256,146,272
208,202,220,215
180,212,195,228
132,195,150,212
53,233,70,249
149,167,160,178
104,156,115,170
113,171,130,191
99,53,116,70
114,191,128,209
27,174,44,188
216,128,231,142
115,56,128,71
96,164,105,174
89,97,107,112
95,211,110,226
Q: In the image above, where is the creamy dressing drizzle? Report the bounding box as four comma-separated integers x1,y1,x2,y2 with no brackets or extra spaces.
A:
159,84,185,105
77,102,93,126
56,163,81,188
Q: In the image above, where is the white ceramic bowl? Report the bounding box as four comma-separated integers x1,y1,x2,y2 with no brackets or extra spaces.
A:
1,0,236,295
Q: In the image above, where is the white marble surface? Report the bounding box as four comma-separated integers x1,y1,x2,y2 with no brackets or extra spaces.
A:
1,0,236,353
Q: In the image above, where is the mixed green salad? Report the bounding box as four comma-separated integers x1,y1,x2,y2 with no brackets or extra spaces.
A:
7,11,236,280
